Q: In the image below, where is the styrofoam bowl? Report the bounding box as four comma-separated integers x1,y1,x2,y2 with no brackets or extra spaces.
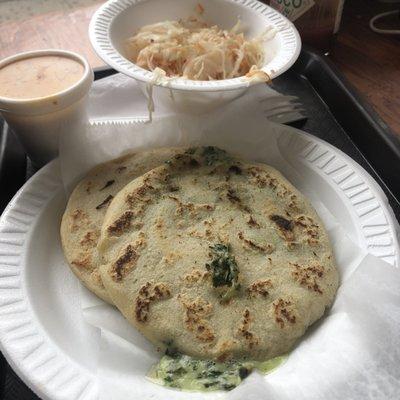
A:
89,0,301,113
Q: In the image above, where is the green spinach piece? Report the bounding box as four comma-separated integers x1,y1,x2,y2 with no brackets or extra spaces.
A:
206,244,239,289
202,146,228,166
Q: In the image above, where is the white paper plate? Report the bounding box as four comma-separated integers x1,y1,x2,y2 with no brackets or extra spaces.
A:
0,127,398,400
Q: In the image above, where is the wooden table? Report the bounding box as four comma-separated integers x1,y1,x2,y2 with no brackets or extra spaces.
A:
330,0,400,138
0,0,399,137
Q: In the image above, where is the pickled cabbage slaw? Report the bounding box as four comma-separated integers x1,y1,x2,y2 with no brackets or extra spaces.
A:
125,18,270,83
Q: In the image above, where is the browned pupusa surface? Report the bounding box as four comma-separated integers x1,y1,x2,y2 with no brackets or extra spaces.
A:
98,147,339,360
60,147,182,303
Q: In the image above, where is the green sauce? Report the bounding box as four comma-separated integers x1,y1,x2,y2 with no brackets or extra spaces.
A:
148,353,286,392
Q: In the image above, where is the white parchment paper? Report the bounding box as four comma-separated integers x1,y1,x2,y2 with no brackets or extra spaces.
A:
87,73,282,124
59,77,400,400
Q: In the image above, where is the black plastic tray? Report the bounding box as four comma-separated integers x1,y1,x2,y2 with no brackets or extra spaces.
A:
0,48,399,399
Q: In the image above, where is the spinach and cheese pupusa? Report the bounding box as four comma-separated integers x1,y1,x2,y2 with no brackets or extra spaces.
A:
98,146,338,365
60,147,182,303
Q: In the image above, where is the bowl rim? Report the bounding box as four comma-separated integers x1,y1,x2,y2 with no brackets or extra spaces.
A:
89,0,301,92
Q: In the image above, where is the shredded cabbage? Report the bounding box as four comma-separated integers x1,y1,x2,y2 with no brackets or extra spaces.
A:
145,67,166,122
125,18,269,82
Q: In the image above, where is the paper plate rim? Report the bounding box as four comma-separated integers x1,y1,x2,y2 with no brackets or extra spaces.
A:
0,162,97,400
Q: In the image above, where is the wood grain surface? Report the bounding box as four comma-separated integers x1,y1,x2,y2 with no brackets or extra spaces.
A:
330,0,400,137
0,0,399,137
0,2,103,67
